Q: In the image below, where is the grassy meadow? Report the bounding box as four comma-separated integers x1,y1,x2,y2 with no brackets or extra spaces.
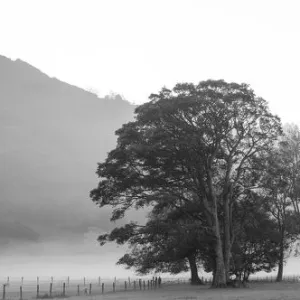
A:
79,282,300,300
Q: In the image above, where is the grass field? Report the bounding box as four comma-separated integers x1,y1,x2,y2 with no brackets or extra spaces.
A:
69,282,300,300
2,279,300,300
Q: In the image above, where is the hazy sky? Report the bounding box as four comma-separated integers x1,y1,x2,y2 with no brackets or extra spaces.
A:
1,0,300,125
1,0,300,282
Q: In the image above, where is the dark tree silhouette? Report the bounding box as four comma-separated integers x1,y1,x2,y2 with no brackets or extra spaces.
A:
98,201,210,284
230,192,281,282
91,80,282,287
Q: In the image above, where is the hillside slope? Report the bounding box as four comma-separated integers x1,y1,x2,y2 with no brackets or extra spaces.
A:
0,55,136,247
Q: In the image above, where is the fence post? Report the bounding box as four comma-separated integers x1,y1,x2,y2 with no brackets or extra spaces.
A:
147,280,150,289
128,277,131,286
37,277,39,286
98,277,101,286
2,285,5,300
143,280,146,290
21,277,24,286
6,278,9,286
83,277,86,286
62,282,66,296
101,283,104,294
139,279,142,290
124,281,127,290
113,282,115,292
77,285,80,296
89,283,92,295
134,281,136,290
49,283,52,298
51,277,53,284
67,277,70,287
20,286,23,300
36,284,39,298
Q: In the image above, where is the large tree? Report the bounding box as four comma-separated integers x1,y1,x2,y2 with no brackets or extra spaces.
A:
90,80,282,287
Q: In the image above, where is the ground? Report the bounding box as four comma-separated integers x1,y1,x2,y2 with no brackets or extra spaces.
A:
64,282,300,300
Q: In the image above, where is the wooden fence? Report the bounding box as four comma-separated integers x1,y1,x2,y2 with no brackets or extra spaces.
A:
1,274,300,299
0,276,165,300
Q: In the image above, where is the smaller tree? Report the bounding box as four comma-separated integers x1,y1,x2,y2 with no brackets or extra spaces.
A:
98,202,212,284
260,142,300,281
230,192,281,282
281,123,300,216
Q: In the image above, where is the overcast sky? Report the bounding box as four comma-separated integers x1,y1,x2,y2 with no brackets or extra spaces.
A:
1,0,300,281
1,0,300,125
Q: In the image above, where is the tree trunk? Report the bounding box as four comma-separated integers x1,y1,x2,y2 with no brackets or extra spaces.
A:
223,195,231,283
212,212,227,288
205,175,227,288
212,268,216,286
236,272,242,282
187,253,203,285
213,239,227,287
276,227,285,282
243,271,250,283
277,259,283,282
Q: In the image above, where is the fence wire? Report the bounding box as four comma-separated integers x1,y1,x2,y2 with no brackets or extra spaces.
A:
1,274,299,300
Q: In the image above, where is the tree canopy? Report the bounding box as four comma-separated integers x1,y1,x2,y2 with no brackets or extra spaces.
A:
90,80,300,288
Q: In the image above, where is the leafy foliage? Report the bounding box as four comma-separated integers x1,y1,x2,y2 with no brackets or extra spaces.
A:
230,192,281,281
90,80,285,287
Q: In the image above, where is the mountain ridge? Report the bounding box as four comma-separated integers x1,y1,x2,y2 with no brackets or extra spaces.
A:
0,54,137,249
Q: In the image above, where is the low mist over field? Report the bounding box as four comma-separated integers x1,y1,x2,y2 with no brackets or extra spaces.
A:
0,55,145,278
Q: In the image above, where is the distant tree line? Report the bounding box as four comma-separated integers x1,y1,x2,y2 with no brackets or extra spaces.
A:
90,80,300,288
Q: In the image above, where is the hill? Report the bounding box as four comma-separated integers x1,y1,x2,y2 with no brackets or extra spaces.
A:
0,55,136,261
